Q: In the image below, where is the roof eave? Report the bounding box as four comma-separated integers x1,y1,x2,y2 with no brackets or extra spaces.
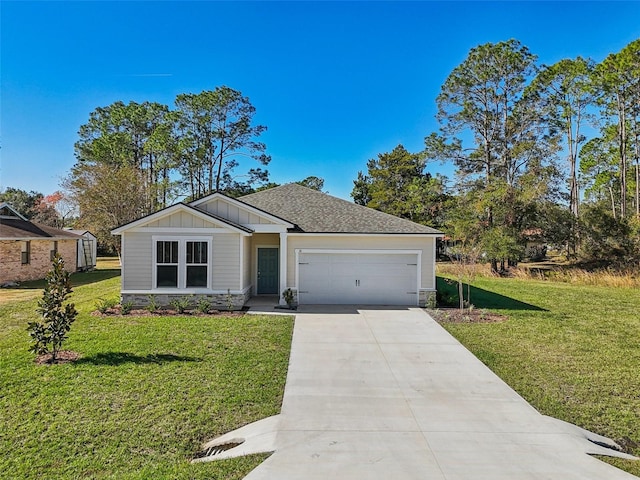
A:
111,203,253,235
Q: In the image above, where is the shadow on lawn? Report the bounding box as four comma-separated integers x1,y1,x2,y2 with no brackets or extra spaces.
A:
74,352,202,366
16,269,121,290
437,277,546,311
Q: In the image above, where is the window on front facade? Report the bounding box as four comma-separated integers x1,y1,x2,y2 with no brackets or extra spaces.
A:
154,239,210,289
21,241,31,265
156,241,179,287
186,241,208,287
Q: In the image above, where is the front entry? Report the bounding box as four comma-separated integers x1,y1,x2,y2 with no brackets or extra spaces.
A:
257,247,279,294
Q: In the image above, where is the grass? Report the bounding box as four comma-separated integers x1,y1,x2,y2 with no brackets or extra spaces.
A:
1,259,294,479
0,257,121,305
436,272,640,477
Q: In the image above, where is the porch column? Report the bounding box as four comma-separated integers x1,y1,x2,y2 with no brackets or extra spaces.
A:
279,232,288,305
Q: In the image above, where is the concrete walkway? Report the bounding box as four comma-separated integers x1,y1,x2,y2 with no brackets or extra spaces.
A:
201,306,638,479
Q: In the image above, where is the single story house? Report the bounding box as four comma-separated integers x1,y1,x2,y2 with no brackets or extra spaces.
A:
0,202,81,284
111,184,443,308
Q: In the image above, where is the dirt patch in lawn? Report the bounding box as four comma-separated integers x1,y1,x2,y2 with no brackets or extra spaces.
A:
428,308,508,324
35,350,81,365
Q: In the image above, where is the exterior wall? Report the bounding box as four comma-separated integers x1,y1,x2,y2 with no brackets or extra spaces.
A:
121,231,242,292
122,232,153,290
212,233,241,290
0,239,77,283
242,236,251,290
286,235,437,301
198,199,277,225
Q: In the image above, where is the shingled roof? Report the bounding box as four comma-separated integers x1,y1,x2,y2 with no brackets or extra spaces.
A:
0,202,83,240
239,183,442,234
0,218,83,240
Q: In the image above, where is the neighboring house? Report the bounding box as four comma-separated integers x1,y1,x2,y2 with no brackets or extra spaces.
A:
0,203,81,284
68,230,97,271
111,184,443,308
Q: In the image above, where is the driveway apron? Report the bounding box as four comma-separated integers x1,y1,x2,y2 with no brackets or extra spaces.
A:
244,306,637,479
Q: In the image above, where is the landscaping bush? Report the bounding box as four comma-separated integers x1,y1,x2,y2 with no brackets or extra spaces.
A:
27,253,78,363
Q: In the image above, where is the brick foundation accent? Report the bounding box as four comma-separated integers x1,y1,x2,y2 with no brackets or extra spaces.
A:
121,290,252,311
0,239,77,284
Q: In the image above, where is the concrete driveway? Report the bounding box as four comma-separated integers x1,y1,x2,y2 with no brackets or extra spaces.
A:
201,306,637,479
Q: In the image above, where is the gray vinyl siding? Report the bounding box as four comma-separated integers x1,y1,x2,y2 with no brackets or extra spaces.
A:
242,236,251,290
122,231,242,292
212,233,240,290
122,232,153,290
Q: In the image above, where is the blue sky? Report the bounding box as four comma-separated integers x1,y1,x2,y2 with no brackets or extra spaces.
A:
2,1,640,201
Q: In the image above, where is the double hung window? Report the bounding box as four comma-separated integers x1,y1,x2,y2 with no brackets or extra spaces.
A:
154,238,210,289
156,241,179,287
186,241,208,287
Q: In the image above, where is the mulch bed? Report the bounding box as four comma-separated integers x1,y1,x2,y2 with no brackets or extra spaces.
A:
428,308,508,324
35,350,81,365
91,308,248,317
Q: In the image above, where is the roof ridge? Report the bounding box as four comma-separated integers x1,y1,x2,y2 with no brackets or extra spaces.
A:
239,183,443,235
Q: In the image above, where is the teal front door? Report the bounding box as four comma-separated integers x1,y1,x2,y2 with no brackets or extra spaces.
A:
257,248,279,294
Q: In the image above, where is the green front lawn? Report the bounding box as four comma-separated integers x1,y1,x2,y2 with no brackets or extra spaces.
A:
1,265,294,479
436,274,640,477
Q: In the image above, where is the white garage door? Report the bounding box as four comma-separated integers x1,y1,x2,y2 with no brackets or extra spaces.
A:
298,252,418,305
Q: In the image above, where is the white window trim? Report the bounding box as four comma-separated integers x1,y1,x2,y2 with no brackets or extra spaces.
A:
152,236,212,290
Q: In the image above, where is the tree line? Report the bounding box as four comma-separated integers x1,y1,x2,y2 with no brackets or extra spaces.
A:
59,86,272,251
353,38,640,270
4,39,638,268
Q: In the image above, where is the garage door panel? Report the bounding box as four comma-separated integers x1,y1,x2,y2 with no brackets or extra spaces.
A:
298,252,417,305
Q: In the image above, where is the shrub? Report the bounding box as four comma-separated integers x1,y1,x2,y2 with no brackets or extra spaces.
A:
226,289,234,311
27,253,78,363
146,295,159,313
282,288,295,308
96,297,118,314
120,301,134,315
195,297,212,314
170,296,192,314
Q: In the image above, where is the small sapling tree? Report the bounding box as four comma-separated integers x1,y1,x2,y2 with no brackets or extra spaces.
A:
447,243,482,312
27,253,78,363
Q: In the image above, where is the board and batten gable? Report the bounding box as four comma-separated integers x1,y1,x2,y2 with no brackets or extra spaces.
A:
144,211,214,229
197,198,279,226
285,235,437,291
